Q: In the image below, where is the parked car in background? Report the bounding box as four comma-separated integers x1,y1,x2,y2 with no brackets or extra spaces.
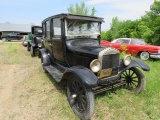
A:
27,25,43,57
21,35,27,47
1,33,23,42
101,38,160,60
39,13,150,119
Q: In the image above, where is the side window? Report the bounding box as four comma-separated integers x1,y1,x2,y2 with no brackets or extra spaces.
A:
52,18,61,37
117,39,123,43
42,23,46,37
46,20,50,38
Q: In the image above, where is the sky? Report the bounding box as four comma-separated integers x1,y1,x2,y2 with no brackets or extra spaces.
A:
0,0,154,31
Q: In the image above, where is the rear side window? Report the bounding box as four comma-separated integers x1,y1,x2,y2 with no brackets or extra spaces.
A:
46,20,50,38
52,18,61,37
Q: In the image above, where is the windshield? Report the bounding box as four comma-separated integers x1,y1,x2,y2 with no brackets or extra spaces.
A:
35,27,42,35
131,39,147,45
66,20,100,39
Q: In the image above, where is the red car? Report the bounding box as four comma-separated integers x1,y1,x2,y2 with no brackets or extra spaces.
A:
101,38,160,60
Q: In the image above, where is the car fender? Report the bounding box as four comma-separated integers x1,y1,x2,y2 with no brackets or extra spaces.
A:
62,66,99,88
30,42,36,47
39,48,51,66
119,58,150,74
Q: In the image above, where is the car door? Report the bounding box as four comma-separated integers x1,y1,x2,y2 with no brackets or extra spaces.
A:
43,20,52,53
51,17,65,63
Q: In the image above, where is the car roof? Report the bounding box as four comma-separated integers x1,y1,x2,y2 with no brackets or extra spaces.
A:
42,13,104,23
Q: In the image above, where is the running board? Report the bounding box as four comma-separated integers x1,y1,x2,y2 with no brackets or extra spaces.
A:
44,65,63,82
93,81,126,94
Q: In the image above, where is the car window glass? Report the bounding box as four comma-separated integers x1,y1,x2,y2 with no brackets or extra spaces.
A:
46,20,50,38
42,23,46,37
117,39,129,44
53,18,61,37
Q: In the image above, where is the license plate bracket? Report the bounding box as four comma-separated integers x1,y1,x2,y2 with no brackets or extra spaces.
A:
98,68,112,78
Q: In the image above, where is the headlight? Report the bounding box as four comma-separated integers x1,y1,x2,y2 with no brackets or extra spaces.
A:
123,55,131,66
90,59,101,73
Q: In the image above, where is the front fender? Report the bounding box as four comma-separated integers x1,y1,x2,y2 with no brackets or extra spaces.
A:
39,48,51,66
62,66,99,88
119,58,150,74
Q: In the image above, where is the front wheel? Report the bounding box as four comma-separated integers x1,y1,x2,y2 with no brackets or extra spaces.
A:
121,67,146,93
140,51,149,60
27,43,30,51
67,75,95,120
30,46,35,57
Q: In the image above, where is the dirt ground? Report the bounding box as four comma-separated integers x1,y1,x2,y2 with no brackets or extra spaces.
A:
0,42,76,120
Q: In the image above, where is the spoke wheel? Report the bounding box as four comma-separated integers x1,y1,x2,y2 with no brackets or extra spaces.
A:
67,75,95,120
140,51,149,60
30,46,35,57
121,67,146,93
41,57,47,73
27,43,30,51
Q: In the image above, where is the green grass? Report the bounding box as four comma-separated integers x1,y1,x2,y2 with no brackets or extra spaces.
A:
0,41,160,120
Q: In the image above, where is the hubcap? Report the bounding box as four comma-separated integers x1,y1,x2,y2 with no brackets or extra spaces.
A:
69,81,87,112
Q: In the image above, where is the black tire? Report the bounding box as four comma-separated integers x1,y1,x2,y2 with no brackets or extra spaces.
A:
41,56,48,73
67,75,95,120
30,46,35,57
140,51,149,60
121,67,146,93
27,43,30,51
2,38,7,42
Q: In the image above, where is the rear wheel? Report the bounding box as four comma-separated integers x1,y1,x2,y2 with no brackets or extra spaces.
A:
140,51,149,60
121,67,146,93
67,75,95,120
2,38,7,42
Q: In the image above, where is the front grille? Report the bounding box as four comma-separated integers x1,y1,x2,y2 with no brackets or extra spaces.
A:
102,53,120,75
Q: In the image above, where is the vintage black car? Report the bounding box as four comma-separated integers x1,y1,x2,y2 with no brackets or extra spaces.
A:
27,25,43,57
39,13,150,120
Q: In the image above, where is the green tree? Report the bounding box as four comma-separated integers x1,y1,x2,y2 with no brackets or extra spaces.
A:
67,2,96,16
138,0,160,44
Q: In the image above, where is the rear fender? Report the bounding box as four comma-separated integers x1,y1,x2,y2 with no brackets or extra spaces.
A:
39,48,51,66
119,58,150,74
62,66,99,88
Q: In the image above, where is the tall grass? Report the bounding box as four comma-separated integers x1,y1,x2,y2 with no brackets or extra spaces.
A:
0,41,160,120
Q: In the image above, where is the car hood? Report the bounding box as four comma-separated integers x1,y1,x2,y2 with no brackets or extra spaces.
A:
74,45,106,57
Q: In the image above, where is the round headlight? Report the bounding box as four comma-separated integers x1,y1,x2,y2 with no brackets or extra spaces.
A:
123,55,131,66
90,59,101,73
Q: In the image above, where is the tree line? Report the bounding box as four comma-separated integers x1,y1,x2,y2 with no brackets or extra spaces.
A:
68,1,160,45
101,0,160,45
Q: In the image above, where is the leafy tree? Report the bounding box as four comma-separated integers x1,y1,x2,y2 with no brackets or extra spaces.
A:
67,2,96,16
110,17,121,39
138,0,160,44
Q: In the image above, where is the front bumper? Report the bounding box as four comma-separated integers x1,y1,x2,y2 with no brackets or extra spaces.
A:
150,53,160,59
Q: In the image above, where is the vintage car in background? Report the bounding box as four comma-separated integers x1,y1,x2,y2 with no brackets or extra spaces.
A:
101,38,160,60
27,25,43,57
21,35,28,47
1,32,23,42
39,13,150,119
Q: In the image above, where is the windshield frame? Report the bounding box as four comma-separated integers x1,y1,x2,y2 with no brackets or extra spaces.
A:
65,19,101,39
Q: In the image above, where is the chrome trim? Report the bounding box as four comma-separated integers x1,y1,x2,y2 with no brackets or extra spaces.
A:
150,54,160,59
98,47,120,70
